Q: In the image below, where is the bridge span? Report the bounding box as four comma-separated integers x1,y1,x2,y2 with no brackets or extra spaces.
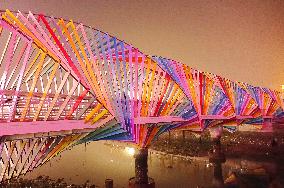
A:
0,9,283,181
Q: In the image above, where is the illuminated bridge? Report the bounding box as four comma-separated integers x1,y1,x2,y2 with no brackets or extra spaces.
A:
0,10,283,181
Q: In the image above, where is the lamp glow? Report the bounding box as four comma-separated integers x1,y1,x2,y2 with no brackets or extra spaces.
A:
125,147,135,156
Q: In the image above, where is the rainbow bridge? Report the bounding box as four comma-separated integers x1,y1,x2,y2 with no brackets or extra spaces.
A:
0,10,283,181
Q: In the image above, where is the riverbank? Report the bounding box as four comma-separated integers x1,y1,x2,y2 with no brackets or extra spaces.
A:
150,130,284,161
0,176,96,188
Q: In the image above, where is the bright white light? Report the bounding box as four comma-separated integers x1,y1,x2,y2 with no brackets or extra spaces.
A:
125,147,135,156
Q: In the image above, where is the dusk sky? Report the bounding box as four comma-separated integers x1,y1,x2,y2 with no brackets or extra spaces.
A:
2,0,283,90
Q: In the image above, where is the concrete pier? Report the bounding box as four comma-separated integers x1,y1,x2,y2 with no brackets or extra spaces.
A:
129,148,155,188
209,126,226,188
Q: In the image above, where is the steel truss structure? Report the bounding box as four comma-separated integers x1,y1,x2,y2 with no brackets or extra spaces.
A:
0,10,283,181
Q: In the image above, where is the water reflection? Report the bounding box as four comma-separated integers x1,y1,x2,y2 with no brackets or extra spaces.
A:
22,139,283,188
207,137,284,188
209,139,226,188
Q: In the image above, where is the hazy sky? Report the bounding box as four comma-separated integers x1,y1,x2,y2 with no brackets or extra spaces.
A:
1,0,283,90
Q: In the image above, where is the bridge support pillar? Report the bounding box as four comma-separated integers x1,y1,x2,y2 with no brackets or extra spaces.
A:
105,179,114,188
208,131,226,188
209,126,223,143
129,148,155,188
262,118,273,132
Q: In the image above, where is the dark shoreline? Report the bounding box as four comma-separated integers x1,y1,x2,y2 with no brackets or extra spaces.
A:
150,130,284,162
0,176,97,188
